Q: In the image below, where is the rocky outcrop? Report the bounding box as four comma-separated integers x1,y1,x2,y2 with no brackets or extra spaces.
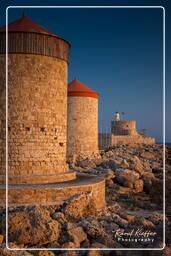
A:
2,207,59,246
62,192,97,220
0,144,169,251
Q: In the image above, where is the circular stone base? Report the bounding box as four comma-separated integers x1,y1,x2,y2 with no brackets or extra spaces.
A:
0,171,76,184
0,174,105,209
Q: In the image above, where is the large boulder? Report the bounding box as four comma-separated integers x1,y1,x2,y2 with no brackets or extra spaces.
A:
100,169,115,180
81,218,121,248
130,156,145,176
77,160,96,169
140,151,159,161
100,159,119,170
62,192,97,220
3,207,59,245
115,168,140,185
67,226,87,246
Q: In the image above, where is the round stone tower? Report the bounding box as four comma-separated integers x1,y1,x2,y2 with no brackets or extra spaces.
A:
67,79,99,161
0,14,76,184
0,15,105,208
111,120,138,136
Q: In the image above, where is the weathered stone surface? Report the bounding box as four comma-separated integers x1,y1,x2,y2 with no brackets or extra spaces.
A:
101,169,115,180
148,212,164,225
52,212,67,224
67,226,87,246
142,172,156,181
130,156,145,176
38,251,55,256
140,151,159,160
133,179,144,193
0,234,3,244
0,174,105,209
62,192,97,220
1,54,68,180
67,95,99,160
120,159,129,168
141,218,155,227
0,243,33,255
100,159,118,170
6,207,59,245
87,251,101,256
77,160,96,169
111,213,128,228
62,241,77,248
115,168,140,184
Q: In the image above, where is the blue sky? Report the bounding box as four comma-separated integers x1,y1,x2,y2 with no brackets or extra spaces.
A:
0,0,170,142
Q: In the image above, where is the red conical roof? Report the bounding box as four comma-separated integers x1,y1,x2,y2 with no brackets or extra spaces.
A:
68,79,99,99
0,14,61,39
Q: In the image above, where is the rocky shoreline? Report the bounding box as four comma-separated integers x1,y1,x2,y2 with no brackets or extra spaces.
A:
0,144,170,255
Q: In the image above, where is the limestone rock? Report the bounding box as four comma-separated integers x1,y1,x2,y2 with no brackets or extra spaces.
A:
81,218,107,238
87,250,101,256
106,150,114,157
120,159,129,168
123,179,144,193
6,207,59,245
62,192,97,220
133,179,144,193
0,234,4,244
148,212,164,225
61,251,80,256
101,169,115,180
116,185,133,194
111,213,128,228
115,168,140,185
141,219,155,227
38,251,55,256
52,212,67,224
67,226,87,246
130,156,145,176
140,151,159,160
100,159,118,170
62,241,77,248
0,243,33,255
77,160,96,168
142,172,156,181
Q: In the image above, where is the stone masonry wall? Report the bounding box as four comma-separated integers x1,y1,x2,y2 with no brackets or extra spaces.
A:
111,120,138,136
0,176,105,208
0,54,68,183
67,97,98,160
111,135,155,145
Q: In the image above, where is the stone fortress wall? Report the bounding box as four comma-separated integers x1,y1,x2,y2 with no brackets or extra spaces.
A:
111,120,138,136
67,96,98,161
98,119,155,149
111,120,155,146
111,135,155,145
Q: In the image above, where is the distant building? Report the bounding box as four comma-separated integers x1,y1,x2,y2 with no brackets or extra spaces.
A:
111,112,155,145
99,112,155,149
